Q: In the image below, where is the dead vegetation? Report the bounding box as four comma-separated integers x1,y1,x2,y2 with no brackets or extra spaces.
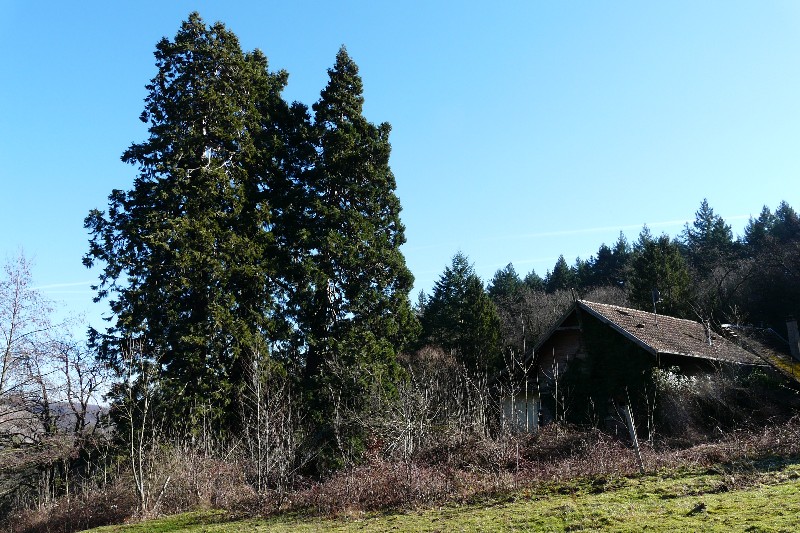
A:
4,337,799,532
7,414,800,532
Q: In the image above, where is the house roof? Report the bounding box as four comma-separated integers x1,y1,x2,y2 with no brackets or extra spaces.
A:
722,325,789,358
537,300,765,366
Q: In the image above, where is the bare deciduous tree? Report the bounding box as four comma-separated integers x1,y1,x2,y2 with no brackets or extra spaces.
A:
1,253,109,509
242,350,300,500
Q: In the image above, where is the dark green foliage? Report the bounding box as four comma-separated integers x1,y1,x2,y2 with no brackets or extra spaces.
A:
585,233,631,289
420,253,501,373
628,227,692,317
743,205,777,256
574,257,593,289
294,47,418,469
302,47,417,363
488,262,581,359
488,263,530,358
85,20,416,454
678,201,744,323
84,14,288,435
736,201,800,327
524,269,545,292
545,255,577,293
772,201,800,243
488,263,524,302
682,199,735,275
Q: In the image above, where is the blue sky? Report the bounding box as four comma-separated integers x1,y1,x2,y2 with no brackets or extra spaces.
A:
1,1,799,331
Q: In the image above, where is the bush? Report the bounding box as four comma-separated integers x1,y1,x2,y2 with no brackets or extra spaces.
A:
652,365,798,442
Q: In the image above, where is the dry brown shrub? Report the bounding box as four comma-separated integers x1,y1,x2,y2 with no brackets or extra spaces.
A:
152,447,255,516
10,417,800,528
274,417,800,517
9,478,136,533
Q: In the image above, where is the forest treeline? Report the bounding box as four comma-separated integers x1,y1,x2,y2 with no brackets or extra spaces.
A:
2,12,799,531
426,198,800,374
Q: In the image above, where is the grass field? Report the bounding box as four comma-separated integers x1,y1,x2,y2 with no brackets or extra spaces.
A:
88,460,800,532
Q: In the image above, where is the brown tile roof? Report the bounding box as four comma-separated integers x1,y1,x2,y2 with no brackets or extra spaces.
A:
577,300,765,366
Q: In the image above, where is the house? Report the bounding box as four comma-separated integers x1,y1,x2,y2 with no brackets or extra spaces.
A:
502,300,775,433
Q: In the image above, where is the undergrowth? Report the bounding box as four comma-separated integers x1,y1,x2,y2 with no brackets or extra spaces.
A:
9,416,800,532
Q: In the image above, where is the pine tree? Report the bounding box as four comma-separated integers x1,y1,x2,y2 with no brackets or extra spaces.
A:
573,257,591,290
738,201,800,326
743,205,776,256
523,269,545,291
487,263,524,302
628,228,692,317
545,255,576,293
772,201,800,243
84,13,289,436
587,233,630,288
682,199,734,274
421,253,501,373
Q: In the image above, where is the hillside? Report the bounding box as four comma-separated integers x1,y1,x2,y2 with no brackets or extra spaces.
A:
86,459,800,532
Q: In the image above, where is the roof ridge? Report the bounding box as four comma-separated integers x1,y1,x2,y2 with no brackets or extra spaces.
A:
577,300,763,365
579,300,704,327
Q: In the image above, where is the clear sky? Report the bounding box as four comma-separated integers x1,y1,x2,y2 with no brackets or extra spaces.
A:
1,1,799,332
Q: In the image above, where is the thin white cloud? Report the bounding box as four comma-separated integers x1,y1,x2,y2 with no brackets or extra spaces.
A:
507,219,686,241
33,281,94,290
480,214,751,244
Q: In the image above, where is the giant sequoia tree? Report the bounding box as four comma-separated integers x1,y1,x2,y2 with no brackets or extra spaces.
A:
85,14,296,435
296,48,418,464
85,17,416,446
84,14,286,429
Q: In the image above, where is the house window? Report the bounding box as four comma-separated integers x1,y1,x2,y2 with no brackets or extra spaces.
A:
503,393,540,433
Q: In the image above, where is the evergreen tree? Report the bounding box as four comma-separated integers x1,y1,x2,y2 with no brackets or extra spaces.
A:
628,227,692,317
738,201,800,326
741,201,799,254
545,255,576,293
743,205,777,256
573,257,591,290
587,233,630,288
421,253,501,373
682,199,734,274
84,14,289,435
772,201,800,243
523,269,545,291
487,263,524,302
298,47,417,466
488,263,528,357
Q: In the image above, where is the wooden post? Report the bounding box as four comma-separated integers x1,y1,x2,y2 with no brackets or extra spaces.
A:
622,404,645,474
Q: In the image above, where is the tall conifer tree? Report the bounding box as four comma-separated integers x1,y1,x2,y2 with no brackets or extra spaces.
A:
298,47,417,465
628,228,692,317
420,253,501,373
84,14,289,435
682,199,734,274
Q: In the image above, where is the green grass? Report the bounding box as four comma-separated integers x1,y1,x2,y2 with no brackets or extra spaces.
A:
88,461,800,532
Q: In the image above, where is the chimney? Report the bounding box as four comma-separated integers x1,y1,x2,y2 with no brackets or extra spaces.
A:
787,317,800,361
